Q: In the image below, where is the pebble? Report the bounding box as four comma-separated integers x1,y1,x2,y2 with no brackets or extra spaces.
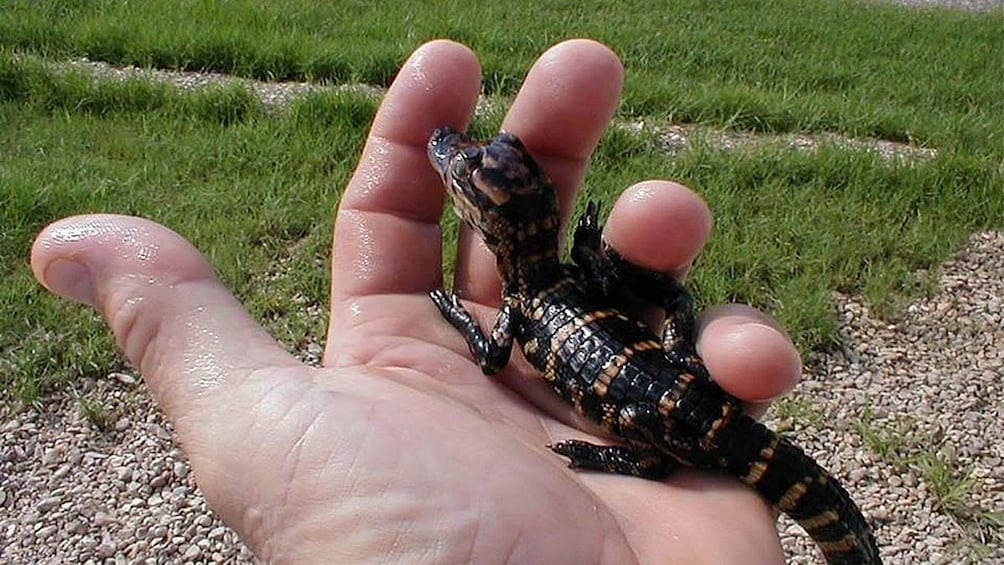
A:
182,544,202,560
110,372,137,385
174,461,189,478
36,524,58,539
195,514,213,527
42,448,61,466
96,539,117,558
848,467,868,483
37,496,61,512
93,511,112,527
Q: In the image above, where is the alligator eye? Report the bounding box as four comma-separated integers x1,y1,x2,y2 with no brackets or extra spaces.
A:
449,146,482,179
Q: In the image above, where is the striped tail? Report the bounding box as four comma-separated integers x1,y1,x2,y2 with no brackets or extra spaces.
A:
718,416,882,564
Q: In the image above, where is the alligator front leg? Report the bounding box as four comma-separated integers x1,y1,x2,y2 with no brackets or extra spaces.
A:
430,290,517,375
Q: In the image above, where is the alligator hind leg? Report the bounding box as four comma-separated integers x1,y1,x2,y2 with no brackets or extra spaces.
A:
570,200,618,295
600,247,694,338
570,201,701,364
549,440,675,479
552,401,679,479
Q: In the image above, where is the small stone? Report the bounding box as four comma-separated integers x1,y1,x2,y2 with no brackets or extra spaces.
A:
42,447,62,466
195,514,212,527
96,539,117,558
114,417,131,431
93,511,112,527
148,424,172,441
173,462,189,479
870,507,892,522
36,524,58,539
110,372,137,385
182,544,202,560
848,468,868,483
37,496,61,512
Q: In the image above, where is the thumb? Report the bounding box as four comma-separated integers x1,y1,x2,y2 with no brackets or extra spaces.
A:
30,214,301,426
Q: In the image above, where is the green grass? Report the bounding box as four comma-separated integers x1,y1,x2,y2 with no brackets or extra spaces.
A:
1,53,374,401
72,387,117,432
769,396,825,432
1,2,1002,405
1,0,1001,153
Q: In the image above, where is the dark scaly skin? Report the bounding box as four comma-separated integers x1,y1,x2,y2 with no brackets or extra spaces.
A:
427,127,882,564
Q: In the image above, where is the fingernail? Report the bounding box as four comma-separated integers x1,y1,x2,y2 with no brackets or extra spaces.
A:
44,259,95,306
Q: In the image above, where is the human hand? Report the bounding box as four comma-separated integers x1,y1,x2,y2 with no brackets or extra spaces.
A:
31,40,802,563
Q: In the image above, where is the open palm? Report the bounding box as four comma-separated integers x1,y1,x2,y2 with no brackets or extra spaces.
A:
32,40,803,563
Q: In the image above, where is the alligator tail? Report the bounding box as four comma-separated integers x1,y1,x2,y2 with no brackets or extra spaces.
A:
718,415,882,564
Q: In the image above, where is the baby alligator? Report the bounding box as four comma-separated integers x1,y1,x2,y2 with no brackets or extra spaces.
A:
427,126,881,564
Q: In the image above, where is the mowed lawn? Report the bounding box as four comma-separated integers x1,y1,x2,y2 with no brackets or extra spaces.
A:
1,0,1001,402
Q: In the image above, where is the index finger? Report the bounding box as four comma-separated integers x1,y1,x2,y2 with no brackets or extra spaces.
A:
331,40,481,304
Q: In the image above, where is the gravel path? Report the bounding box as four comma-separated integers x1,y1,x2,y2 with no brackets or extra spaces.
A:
1,376,256,563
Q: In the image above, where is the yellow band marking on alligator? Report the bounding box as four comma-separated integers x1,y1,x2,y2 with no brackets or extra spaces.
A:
543,309,619,376
776,478,810,512
743,435,780,486
817,533,862,553
656,371,695,416
800,510,840,531
593,353,629,396
593,340,661,395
